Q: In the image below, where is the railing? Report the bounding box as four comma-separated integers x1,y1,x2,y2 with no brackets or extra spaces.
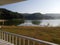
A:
0,30,58,45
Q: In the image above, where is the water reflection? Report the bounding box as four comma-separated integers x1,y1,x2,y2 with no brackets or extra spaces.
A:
18,19,60,27
0,19,60,27
40,19,60,27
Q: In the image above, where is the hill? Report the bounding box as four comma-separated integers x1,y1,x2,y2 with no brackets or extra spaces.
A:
22,13,53,20
44,14,60,19
0,8,54,20
0,8,23,20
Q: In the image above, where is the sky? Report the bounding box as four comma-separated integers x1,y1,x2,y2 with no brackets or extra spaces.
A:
0,0,60,14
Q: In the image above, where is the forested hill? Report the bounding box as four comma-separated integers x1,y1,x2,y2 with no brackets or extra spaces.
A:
0,8,53,20
0,8,23,20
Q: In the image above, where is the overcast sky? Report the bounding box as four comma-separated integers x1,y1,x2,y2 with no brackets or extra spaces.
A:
0,0,60,14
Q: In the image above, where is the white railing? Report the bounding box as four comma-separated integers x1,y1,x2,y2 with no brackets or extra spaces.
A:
0,30,58,45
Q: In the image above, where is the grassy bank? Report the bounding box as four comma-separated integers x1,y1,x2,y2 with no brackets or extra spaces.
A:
0,26,60,44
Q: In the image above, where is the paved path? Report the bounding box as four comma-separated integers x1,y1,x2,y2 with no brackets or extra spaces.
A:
0,39,14,45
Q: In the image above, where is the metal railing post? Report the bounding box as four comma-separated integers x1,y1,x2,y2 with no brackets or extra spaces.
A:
19,38,21,45
2,32,3,40
33,41,35,45
28,40,30,45
23,38,25,45
6,34,9,42
0,32,1,39
4,32,5,40
12,35,14,44
15,36,18,45
9,34,12,43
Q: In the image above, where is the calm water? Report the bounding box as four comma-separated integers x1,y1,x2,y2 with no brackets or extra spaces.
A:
18,19,60,27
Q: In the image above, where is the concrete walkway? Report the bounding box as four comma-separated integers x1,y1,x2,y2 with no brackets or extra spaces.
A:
0,39,14,45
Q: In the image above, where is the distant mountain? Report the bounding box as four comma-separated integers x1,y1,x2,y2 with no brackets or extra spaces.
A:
22,13,54,20
44,14,60,19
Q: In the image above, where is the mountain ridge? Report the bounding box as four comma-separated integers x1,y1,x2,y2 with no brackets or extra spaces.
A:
0,8,54,20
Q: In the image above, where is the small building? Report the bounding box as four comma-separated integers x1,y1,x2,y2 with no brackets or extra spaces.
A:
0,20,6,22
0,20,7,26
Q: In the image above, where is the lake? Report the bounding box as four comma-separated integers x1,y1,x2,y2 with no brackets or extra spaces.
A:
18,19,60,27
